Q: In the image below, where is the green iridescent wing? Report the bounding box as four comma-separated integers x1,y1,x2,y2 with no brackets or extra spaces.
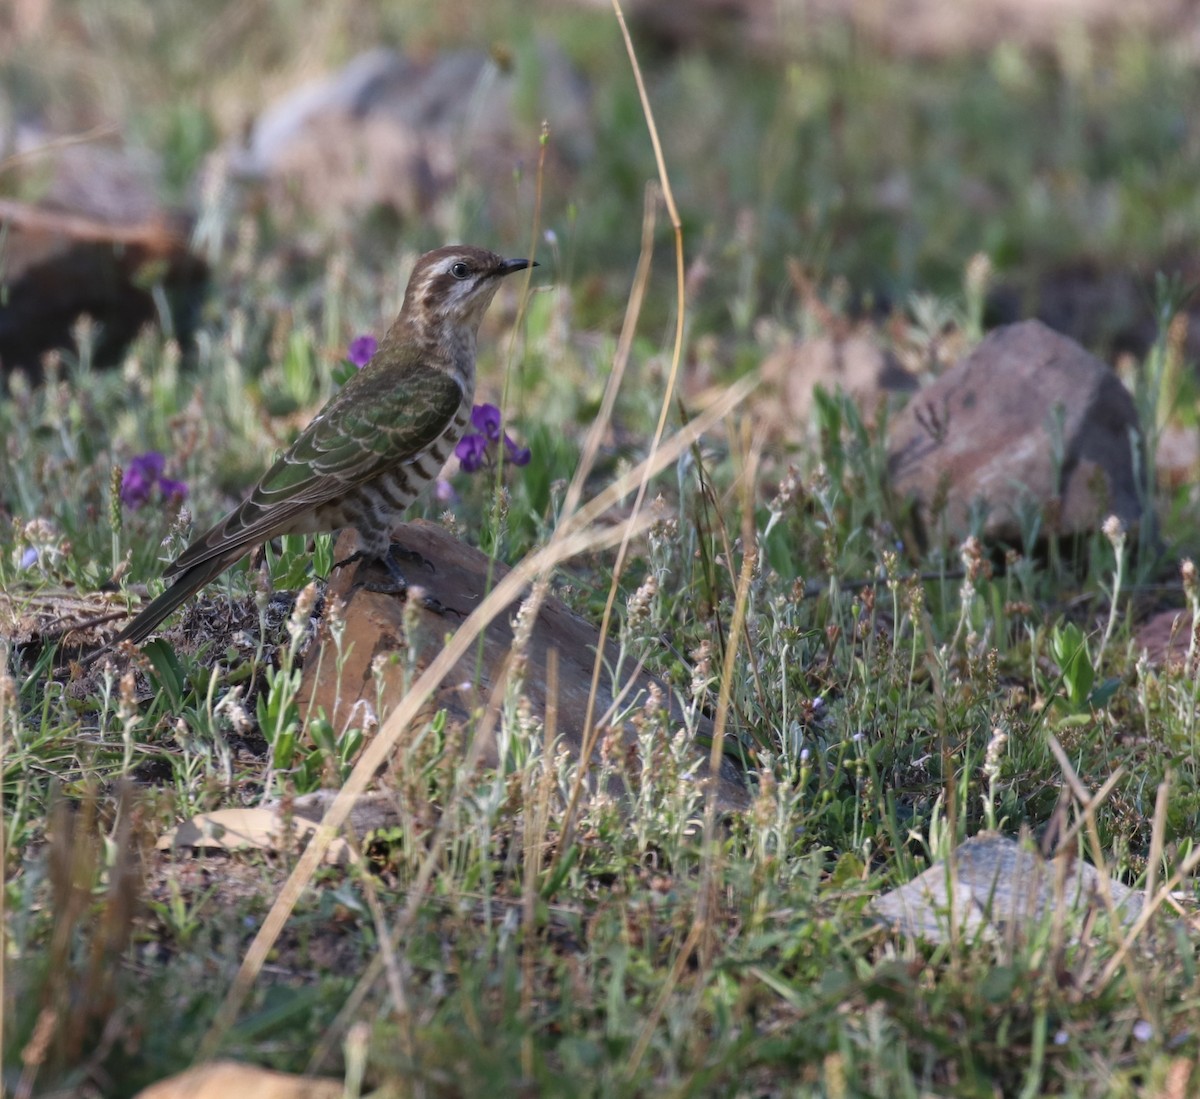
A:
167,361,462,575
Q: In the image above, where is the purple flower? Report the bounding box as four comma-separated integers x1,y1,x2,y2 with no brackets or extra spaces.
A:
434,479,458,503
1132,1020,1153,1043
158,477,189,503
455,434,488,473
503,433,531,466
454,404,532,476
121,452,164,509
120,451,188,510
20,547,38,570
131,451,165,480
471,403,502,441
120,470,154,508
347,335,378,368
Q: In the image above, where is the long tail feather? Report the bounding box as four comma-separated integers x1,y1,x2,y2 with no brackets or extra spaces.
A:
82,553,240,665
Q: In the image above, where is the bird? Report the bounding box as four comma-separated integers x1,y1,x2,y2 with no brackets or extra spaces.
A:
87,244,534,662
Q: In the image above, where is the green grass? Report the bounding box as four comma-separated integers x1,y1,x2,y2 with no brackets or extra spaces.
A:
5,2,1200,1096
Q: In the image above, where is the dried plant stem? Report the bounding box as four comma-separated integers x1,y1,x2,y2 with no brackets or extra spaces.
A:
562,182,658,522
308,644,518,1076
555,0,697,860
1047,735,1148,1015
1099,844,1200,990
625,426,761,1079
1145,774,1170,906
522,647,559,1079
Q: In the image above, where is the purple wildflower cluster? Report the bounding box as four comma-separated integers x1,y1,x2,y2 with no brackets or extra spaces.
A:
121,452,188,510
455,403,531,472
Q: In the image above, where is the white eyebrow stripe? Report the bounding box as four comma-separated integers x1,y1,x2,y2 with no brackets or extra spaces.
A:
431,256,468,278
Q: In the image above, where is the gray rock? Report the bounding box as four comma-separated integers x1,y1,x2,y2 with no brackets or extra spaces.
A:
887,320,1145,547
873,832,1144,944
225,43,592,232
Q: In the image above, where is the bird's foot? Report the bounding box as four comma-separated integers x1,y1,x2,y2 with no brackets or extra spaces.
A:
339,545,458,615
387,543,436,574
334,542,434,577
347,547,410,597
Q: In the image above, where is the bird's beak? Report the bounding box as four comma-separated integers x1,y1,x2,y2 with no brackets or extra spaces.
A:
498,257,537,276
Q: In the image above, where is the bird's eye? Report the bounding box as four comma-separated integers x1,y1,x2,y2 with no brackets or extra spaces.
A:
450,261,471,280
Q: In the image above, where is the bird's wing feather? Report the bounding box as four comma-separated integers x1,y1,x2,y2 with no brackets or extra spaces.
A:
166,362,463,575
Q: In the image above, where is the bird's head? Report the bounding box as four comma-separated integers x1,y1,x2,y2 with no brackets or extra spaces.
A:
402,245,535,332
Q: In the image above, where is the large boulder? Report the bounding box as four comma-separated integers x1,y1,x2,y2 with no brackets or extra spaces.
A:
0,137,204,379
223,44,592,235
886,320,1144,548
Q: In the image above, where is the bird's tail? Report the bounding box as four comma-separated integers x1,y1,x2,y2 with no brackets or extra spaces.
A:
82,553,240,666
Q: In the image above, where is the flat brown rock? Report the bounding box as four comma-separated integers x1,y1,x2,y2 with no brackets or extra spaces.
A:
887,320,1144,547
298,521,750,812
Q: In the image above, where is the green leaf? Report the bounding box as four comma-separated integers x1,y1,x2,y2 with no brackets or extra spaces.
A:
143,639,185,710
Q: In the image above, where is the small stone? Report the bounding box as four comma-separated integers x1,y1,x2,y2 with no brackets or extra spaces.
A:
872,832,1144,945
759,332,917,436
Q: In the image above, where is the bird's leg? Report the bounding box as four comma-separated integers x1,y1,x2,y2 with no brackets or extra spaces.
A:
332,548,372,573
349,544,446,604
350,546,463,618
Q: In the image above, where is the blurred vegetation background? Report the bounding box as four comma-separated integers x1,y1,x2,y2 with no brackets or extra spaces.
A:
6,0,1200,359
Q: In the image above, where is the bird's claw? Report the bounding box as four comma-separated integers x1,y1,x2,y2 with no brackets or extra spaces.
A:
349,577,457,618
386,544,436,573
